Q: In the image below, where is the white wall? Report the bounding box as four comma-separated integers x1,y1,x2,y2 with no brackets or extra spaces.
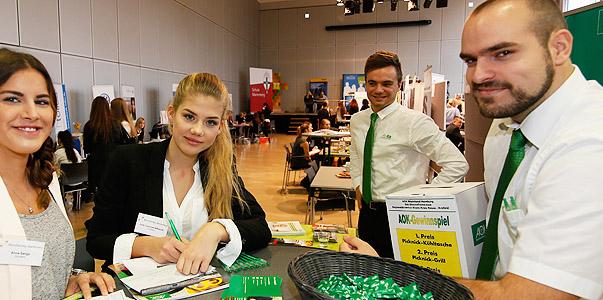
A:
0,0,260,126
259,0,487,112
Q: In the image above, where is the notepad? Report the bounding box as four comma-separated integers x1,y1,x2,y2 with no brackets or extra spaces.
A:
122,257,164,276
121,264,216,295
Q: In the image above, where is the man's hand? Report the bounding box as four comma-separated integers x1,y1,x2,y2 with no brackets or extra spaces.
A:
339,236,379,257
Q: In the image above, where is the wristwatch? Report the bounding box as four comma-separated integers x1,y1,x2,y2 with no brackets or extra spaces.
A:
71,268,87,276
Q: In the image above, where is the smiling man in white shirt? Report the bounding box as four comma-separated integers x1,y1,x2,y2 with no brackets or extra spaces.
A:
343,1,603,299
347,51,468,258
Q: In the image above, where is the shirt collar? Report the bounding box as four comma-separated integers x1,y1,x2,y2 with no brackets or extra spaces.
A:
502,66,585,149
374,101,401,120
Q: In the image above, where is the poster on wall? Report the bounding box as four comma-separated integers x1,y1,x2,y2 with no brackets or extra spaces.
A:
309,78,328,99
342,74,366,100
250,67,273,113
92,85,115,103
121,85,136,119
53,83,70,138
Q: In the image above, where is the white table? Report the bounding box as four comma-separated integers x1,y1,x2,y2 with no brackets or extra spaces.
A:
308,166,354,227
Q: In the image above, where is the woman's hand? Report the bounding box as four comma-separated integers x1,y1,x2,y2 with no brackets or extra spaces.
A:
340,236,379,257
176,222,229,275
64,272,116,299
132,236,189,264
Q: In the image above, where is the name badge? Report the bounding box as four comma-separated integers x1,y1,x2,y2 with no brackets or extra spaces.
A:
0,239,45,266
134,213,168,237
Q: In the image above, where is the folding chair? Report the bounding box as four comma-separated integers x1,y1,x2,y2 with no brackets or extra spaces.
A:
281,143,309,194
60,162,88,211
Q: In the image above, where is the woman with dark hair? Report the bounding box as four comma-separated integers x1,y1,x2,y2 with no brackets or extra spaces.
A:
349,99,359,115
0,48,114,299
54,130,82,166
110,98,137,144
360,98,370,111
291,122,314,170
83,96,122,196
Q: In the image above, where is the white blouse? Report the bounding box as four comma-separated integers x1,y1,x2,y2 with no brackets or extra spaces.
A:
112,160,242,266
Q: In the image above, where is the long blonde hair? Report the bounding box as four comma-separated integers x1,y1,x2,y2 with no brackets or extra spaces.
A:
111,98,136,137
173,73,243,219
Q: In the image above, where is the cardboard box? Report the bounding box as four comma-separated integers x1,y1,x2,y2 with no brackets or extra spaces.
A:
386,182,487,279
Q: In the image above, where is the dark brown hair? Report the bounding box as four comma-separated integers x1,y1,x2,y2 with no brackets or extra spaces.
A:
88,96,113,143
0,48,58,196
364,50,403,83
471,0,567,48
57,130,78,164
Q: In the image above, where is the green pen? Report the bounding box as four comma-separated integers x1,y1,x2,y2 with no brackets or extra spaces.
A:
164,212,182,241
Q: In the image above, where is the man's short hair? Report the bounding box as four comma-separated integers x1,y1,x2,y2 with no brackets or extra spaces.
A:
471,0,567,48
364,51,403,83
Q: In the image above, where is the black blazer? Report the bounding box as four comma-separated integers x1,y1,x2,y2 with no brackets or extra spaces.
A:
85,140,271,263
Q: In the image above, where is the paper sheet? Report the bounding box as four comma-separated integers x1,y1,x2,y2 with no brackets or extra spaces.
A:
121,264,215,293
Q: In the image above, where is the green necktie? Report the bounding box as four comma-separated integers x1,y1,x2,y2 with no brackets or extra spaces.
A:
476,129,527,280
362,113,379,204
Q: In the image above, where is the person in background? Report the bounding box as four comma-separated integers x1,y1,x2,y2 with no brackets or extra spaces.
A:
110,98,136,144
291,122,315,170
445,98,462,126
83,97,122,198
446,116,464,153
0,48,115,300
54,130,82,167
304,91,314,113
345,51,468,258
343,1,603,298
319,118,332,130
360,99,370,111
317,102,330,126
349,99,359,115
135,117,145,143
85,73,271,275
335,101,347,127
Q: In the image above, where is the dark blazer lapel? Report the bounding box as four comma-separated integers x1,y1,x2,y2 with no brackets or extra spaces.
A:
143,139,170,217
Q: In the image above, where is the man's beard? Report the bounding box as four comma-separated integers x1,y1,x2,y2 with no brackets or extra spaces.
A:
472,55,555,119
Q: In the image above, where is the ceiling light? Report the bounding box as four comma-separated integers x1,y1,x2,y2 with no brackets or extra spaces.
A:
377,0,384,3
344,0,355,15
468,1,474,8
336,0,344,6
408,0,419,11
436,0,447,8
304,13,310,19
363,0,375,13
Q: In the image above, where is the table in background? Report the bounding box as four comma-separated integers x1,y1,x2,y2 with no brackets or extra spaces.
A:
272,224,356,251
116,245,325,300
309,166,354,227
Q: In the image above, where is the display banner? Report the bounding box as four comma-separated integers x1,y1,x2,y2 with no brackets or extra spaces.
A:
121,85,136,119
250,67,273,113
309,78,328,99
342,74,366,100
53,83,70,137
92,85,115,103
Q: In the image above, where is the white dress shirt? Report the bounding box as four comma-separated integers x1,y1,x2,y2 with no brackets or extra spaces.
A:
484,66,603,299
113,160,242,266
350,101,468,202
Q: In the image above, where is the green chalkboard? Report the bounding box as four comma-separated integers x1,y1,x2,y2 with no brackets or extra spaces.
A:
565,2,603,85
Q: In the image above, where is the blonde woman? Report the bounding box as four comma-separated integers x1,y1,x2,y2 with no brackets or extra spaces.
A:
85,73,271,275
110,98,136,144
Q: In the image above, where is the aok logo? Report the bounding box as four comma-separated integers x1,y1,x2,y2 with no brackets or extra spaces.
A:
471,220,487,246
